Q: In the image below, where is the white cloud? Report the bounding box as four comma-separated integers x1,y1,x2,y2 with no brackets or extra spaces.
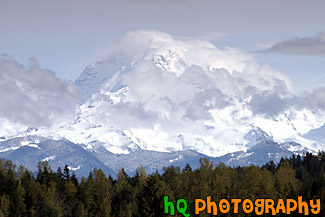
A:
76,30,298,130
0,54,79,127
103,31,325,121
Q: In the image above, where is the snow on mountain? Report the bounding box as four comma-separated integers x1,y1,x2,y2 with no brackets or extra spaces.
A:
0,118,27,138
303,124,325,143
0,135,46,153
244,127,272,148
1,30,325,176
53,30,325,157
216,140,295,167
0,136,116,177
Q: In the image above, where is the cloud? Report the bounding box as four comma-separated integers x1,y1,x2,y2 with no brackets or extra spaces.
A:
0,54,79,127
77,30,298,124
260,32,325,56
107,31,325,121
311,88,325,109
247,87,325,118
249,91,289,117
297,88,325,110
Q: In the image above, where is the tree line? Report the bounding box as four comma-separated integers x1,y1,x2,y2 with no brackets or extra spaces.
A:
0,152,325,217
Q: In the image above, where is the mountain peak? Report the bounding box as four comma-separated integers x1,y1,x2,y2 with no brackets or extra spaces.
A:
244,127,273,148
75,30,254,102
63,31,325,157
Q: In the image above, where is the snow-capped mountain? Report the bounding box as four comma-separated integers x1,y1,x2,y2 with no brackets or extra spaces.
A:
58,30,325,157
0,135,115,177
1,30,325,176
244,127,272,148
303,124,325,144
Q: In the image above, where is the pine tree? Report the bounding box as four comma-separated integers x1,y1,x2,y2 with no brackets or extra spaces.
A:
275,161,301,198
0,195,10,217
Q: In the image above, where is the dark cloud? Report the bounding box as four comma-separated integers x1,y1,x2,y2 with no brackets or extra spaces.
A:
249,91,289,117
248,87,325,118
297,88,325,110
311,88,325,109
0,55,80,127
260,33,325,56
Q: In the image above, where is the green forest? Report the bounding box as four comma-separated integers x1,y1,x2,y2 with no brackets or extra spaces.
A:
1,152,325,217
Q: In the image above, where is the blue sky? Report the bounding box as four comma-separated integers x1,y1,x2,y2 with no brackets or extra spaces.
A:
1,0,324,92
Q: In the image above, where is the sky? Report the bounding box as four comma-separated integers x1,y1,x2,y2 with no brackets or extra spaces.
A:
1,0,325,93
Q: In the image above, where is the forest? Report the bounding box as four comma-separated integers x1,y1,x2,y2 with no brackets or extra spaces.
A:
0,152,325,217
